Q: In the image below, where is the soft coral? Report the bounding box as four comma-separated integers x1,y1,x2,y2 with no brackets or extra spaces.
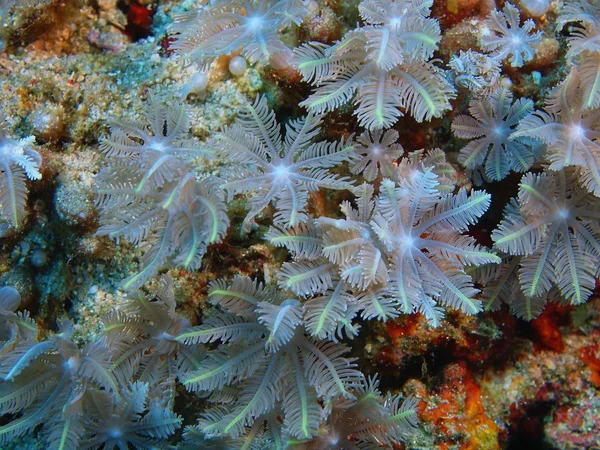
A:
511,69,600,196
212,95,355,232
452,86,537,182
293,0,455,129
0,110,41,229
95,97,228,290
492,169,600,306
170,0,306,68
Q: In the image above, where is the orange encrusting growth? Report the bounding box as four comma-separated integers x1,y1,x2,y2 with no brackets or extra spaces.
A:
579,343,600,387
421,361,500,449
530,303,571,353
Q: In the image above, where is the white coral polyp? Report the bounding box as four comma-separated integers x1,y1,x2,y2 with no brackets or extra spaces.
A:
481,2,542,67
0,112,41,228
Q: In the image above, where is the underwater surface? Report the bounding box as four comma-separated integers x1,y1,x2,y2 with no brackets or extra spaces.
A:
0,0,600,448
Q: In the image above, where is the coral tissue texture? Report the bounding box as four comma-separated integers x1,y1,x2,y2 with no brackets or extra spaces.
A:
1,0,600,449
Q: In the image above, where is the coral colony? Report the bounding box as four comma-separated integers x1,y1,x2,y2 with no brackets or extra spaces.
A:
1,0,600,448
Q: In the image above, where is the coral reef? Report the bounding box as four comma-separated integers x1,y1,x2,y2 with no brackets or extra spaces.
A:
0,0,599,449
